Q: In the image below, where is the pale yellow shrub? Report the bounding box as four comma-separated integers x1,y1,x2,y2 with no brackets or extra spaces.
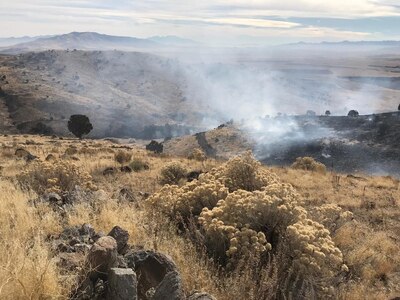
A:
149,152,347,297
17,160,96,195
291,157,327,173
200,188,346,296
205,151,279,192
114,150,132,165
148,177,228,218
188,148,207,161
310,203,353,232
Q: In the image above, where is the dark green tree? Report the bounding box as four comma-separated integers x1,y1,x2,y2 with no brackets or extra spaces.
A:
67,115,93,139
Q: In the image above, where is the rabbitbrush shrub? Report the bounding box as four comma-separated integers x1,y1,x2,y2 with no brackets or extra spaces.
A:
291,156,327,173
17,160,96,195
148,151,350,297
114,150,132,165
188,148,207,161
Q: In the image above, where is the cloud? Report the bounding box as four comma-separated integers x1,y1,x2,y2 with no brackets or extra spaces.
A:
0,0,399,43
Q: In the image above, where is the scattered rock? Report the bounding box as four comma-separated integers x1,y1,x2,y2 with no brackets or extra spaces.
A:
119,188,135,202
187,170,202,182
15,148,37,161
80,223,96,237
108,226,129,254
120,166,133,173
51,224,213,300
153,271,184,300
107,268,137,300
44,192,63,205
57,252,85,271
88,236,118,279
103,167,118,176
45,153,57,161
139,191,150,199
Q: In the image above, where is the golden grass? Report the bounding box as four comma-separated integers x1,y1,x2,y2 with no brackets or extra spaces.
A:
0,134,399,299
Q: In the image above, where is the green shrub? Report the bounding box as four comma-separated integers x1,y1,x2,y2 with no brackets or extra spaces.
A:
159,162,187,185
129,158,150,172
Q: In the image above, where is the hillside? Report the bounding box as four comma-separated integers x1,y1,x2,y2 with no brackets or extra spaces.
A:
0,134,398,299
0,32,159,53
164,112,400,176
0,50,207,137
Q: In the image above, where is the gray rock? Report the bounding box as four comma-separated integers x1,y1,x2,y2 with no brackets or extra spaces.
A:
44,192,62,204
103,167,118,176
88,236,118,279
108,226,129,254
107,268,137,300
79,223,96,237
15,148,31,159
153,271,184,300
45,154,56,161
125,250,177,299
57,252,85,271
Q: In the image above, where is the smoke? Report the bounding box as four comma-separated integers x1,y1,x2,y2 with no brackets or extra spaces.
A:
173,46,400,126
164,46,399,175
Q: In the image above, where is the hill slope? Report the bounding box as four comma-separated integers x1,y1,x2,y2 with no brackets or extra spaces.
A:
0,50,208,137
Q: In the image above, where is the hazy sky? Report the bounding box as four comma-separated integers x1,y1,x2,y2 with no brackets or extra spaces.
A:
1,0,400,45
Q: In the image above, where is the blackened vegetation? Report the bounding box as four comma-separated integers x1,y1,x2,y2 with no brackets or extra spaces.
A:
195,132,217,158
146,140,163,153
256,111,400,176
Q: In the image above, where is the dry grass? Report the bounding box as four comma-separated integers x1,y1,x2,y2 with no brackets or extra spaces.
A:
0,134,399,299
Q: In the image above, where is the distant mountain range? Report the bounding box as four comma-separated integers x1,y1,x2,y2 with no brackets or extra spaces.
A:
286,40,400,48
1,32,400,53
0,35,54,47
0,32,200,53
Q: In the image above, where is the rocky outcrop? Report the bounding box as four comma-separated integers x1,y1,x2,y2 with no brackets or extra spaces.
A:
51,224,211,300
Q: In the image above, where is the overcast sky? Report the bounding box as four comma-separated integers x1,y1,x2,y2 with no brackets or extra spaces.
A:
1,0,400,45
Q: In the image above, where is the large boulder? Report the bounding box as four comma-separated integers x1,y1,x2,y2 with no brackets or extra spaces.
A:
108,226,129,254
153,271,184,300
107,268,137,300
88,236,118,279
125,250,177,299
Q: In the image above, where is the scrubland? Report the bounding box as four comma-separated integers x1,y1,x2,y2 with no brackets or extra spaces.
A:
0,134,399,299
